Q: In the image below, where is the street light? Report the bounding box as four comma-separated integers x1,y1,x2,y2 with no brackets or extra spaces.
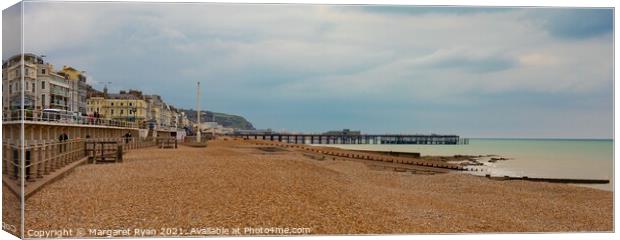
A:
196,81,201,143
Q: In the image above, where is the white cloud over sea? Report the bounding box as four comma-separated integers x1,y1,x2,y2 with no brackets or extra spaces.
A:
4,2,613,138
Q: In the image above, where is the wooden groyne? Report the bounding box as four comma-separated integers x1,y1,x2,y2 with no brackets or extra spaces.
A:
485,174,609,184
249,139,466,171
354,150,421,158
245,139,610,185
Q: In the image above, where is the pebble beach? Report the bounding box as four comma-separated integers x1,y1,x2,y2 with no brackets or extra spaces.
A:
8,139,613,235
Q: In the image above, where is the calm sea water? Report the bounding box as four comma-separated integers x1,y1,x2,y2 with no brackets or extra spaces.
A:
317,139,614,191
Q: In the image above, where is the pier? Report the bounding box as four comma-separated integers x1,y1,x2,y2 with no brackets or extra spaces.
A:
231,133,468,145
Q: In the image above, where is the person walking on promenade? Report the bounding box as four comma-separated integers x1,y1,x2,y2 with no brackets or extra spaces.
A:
58,133,64,153
58,133,63,153
87,112,93,124
64,133,69,153
58,132,69,153
124,132,132,144
94,111,100,125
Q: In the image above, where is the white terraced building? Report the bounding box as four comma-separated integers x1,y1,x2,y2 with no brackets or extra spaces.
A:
2,53,85,117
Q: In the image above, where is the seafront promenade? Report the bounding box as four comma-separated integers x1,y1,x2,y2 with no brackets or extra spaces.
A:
1,110,175,199
3,138,611,236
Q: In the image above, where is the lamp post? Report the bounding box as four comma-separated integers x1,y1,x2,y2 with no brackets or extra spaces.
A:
196,81,201,143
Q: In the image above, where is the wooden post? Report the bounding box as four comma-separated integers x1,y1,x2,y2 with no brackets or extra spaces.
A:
69,140,75,163
117,145,123,163
42,140,49,175
33,140,41,179
2,139,9,175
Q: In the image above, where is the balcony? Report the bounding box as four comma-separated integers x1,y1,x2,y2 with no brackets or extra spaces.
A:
50,88,69,97
51,99,67,106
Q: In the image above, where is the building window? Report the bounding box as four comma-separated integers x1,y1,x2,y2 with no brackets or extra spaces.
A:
121,102,124,106
41,94,45,106
41,81,45,89
121,109,124,115
32,83,35,92
111,109,114,115
25,68,29,76
42,69,46,74
25,81,29,91
111,102,114,106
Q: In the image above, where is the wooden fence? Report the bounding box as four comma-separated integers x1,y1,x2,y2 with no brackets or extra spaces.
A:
2,137,156,185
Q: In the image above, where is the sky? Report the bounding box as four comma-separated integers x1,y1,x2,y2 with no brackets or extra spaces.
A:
2,2,614,138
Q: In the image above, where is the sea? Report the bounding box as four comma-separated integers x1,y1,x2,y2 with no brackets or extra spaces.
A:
317,139,614,191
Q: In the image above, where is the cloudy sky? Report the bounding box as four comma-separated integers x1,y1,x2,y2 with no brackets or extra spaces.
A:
3,2,614,138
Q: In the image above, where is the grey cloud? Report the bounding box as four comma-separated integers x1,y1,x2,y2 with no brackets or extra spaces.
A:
359,5,512,16
11,2,613,137
428,56,516,73
526,8,613,39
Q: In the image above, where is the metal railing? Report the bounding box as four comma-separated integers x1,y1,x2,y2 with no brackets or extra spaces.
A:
2,137,156,185
2,109,139,128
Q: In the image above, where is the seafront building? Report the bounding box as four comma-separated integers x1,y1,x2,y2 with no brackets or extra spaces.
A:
196,122,234,135
169,105,181,129
179,111,191,128
2,53,87,115
145,95,173,130
86,90,190,131
3,53,192,132
57,66,89,114
87,89,148,124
